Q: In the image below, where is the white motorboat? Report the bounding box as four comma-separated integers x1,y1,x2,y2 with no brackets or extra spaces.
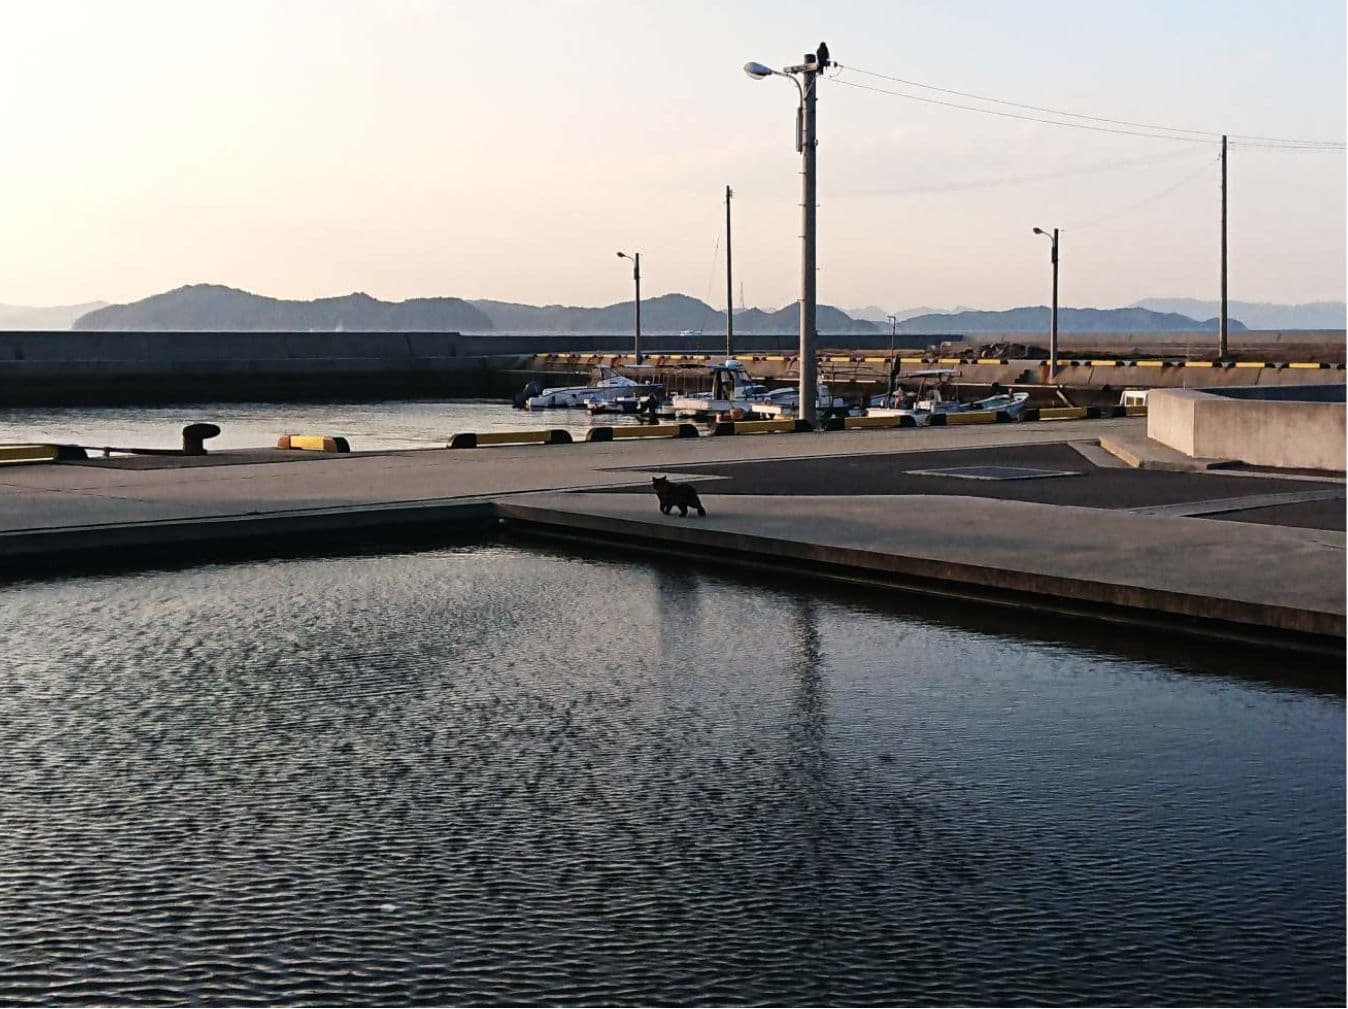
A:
869,384,1029,426
752,382,856,419
525,366,662,410
670,359,775,418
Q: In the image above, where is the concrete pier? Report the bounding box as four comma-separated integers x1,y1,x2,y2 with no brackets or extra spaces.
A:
2,417,1342,653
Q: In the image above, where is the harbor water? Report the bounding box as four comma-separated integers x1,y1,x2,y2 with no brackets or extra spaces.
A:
0,399,655,453
0,542,1342,1005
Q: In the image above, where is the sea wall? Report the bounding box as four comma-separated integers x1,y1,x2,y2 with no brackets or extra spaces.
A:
0,329,1343,406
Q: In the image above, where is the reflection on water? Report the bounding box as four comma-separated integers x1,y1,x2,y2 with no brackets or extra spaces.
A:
0,544,1342,1006
0,399,654,452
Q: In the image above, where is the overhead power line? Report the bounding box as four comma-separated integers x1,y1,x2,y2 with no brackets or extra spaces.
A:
833,65,1346,151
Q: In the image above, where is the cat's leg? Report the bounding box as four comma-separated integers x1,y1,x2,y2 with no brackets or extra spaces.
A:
678,503,688,516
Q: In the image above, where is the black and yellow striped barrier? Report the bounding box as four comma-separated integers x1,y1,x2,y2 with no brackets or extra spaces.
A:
711,418,813,436
586,424,700,442
449,429,573,449
0,443,89,465
277,434,351,453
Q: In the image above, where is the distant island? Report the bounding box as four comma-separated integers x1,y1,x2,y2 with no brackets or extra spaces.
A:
854,299,1345,331
893,306,1246,334
75,286,494,333
57,284,1277,335
0,301,108,330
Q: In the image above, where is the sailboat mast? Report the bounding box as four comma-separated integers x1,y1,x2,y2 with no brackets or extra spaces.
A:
725,185,734,358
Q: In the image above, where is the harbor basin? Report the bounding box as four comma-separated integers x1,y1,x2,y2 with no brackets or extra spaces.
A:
0,542,1342,1005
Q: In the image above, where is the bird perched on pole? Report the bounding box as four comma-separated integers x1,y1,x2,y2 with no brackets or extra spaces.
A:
815,41,830,69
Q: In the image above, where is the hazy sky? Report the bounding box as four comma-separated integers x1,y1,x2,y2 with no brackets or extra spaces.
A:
1,0,1343,311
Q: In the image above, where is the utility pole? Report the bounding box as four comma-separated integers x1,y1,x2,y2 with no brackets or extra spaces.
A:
1220,134,1228,360
798,55,820,426
743,42,829,426
725,185,734,358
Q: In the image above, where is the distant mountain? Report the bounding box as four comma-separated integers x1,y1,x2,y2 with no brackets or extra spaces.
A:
71,285,876,334
1131,298,1345,330
472,294,877,334
76,285,493,332
895,306,1248,334
0,301,107,330
848,305,951,324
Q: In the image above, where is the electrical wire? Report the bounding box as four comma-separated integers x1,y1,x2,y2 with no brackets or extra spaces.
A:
702,221,722,309
832,65,1346,151
1065,155,1219,231
845,147,1208,197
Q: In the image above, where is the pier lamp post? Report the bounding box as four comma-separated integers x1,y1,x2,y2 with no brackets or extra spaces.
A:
745,41,830,426
1032,227,1059,381
616,251,642,365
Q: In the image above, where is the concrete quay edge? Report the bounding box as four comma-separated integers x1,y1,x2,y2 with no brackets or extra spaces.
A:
495,494,1345,652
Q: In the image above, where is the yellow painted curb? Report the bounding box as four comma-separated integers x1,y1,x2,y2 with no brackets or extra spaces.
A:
1135,360,1165,367
726,419,798,435
943,410,998,426
844,415,902,430
0,444,59,464
475,431,550,446
1289,362,1326,369
599,424,695,440
1183,361,1214,368
1234,361,1266,368
900,357,926,364
1037,407,1088,421
277,434,350,453
1090,360,1121,367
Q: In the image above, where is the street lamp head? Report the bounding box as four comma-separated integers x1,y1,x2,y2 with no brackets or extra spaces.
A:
743,61,775,80
616,251,627,259
1032,227,1045,235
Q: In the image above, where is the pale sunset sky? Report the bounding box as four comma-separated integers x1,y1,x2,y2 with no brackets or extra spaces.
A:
0,0,1343,311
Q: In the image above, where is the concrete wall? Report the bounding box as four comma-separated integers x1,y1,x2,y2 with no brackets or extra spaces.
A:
1148,387,1346,470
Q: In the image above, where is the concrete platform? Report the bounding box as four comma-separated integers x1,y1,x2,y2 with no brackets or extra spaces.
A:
1,417,1342,651
499,492,1344,645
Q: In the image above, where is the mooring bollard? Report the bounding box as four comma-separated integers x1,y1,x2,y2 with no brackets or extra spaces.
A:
182,423,222,455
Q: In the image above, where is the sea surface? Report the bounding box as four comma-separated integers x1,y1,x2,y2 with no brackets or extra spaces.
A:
0,543,1343,1006
0,399,654,453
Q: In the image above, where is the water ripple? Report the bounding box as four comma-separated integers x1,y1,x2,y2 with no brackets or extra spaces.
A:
0,545,1341,1005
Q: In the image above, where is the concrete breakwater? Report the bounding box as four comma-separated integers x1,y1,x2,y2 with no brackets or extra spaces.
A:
0,329,1342,406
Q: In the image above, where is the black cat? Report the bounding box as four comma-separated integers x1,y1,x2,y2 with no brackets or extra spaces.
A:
651,476,706,517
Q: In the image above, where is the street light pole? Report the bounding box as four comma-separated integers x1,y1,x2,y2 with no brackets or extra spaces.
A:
1033,227,1059,381
725,185,734,359
744,42,830,427
616,251,642,364
886,313,898,402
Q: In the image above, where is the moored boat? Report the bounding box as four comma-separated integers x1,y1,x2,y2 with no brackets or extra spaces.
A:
524,366,663,410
